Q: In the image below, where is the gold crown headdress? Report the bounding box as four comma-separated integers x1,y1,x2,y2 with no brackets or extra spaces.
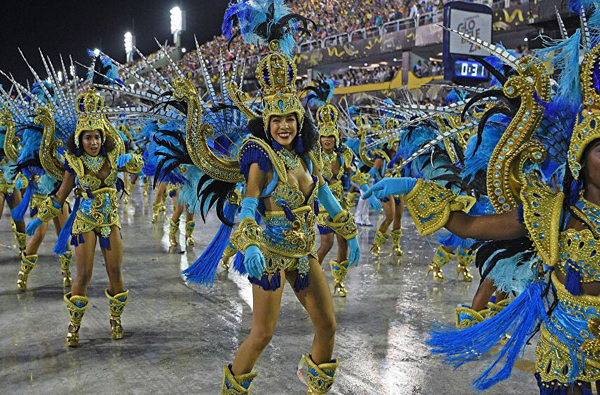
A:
256,41,304,130
569,44,600,179
221,0,315,131
74,90,107,148
316,102,339,142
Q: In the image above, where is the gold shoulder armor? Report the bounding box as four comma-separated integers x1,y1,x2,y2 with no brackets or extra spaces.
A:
520,174,563,266
64,153,84,178
125,153,144,174
240,137,288,183
404,179,467,235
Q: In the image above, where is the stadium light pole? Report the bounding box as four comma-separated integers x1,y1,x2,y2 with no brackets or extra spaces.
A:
170,6,186,47
124,32,135,63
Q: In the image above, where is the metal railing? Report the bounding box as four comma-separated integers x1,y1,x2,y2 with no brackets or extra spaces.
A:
298,11,439,53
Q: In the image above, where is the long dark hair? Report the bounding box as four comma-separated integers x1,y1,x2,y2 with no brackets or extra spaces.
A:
247,113,318,155
66,129,116,156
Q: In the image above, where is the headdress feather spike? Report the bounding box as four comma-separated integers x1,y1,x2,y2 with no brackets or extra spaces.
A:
556,6,569,39
441,25,518,70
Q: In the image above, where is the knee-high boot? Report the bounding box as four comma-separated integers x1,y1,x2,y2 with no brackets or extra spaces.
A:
105,289,129,340
390,228,403,257
59,251,73,287
169,218,180,247
64,292,89,347
369,230,388,257
221,364,258,394
185,220,195,245
330,260,349,297
300,354,339,394
17,253,37,292
426,246,455,283
456,248,475,282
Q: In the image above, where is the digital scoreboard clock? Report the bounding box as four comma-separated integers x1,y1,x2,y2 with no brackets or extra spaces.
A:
454,60,487,79
443,1,492,85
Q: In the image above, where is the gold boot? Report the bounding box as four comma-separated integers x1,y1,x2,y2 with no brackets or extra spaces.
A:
17,253,37,292
456,248,475,282
369,231,388,257
426,246,455,283
59,251,73,287
221,364,257,394
185,220,195,245
14,230,27,253
300,354,339,394
143,179,149,196
221,244,236,271
330,260,349,297
390,229,404,257
64,292,89,347
105,289,129,340
169,218,180,247
151,202,161,223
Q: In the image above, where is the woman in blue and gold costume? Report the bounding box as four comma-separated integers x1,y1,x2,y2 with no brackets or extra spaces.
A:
219,3,360,391
314,102,356,297
90,1,359,390
360,117,404,258
28,88,143,347
363,8,600,392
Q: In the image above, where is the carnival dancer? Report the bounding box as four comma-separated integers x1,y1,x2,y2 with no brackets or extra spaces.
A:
363,16,600,392
0,79,76,290
219,4,361,386
364,118,404,258
314,102,356,297
27,82,143,346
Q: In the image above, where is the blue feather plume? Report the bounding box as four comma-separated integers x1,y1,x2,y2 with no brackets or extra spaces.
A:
182,202,237,285
427,281,547,391
54,198,80,255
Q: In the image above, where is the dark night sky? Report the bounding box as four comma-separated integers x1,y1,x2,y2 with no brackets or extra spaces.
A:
0,0,230,83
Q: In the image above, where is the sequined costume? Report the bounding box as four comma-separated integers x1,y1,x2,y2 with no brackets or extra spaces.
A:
364,10,600,392
64,148,142,247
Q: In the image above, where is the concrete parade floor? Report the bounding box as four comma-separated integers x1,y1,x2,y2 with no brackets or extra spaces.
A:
0,185,536,394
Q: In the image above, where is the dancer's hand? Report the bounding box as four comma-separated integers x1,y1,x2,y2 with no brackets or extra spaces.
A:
360,184,382,211
26,218,43,236
244,245,266,279
348,237,360,266
117,154,133,168
362,178,418,199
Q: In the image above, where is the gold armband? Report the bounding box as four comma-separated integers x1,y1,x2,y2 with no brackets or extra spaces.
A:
124,154,144,174
350,171,370,186
37,197,63,222
326,210,358,240
231,217,264,251
404,179,466,235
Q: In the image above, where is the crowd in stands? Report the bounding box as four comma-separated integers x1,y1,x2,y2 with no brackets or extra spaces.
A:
331,65,402,87
412,60,443,78
126,0,445,77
